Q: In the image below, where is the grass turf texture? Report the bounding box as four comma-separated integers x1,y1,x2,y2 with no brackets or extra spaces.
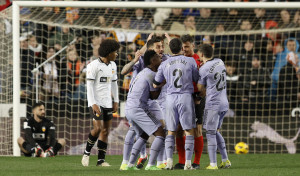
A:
1,154,300,176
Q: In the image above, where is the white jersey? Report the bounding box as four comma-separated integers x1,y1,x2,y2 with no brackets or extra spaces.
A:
86,58,118,108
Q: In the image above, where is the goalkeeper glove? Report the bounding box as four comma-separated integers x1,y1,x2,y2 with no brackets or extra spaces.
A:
32,144,44,157
45,147,54,157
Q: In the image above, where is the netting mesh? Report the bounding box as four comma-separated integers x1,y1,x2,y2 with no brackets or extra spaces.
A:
1,4,300,155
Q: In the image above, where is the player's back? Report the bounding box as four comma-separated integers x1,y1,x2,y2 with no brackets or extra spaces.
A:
126,68,157,109
199,58,229,111
158,55,199,95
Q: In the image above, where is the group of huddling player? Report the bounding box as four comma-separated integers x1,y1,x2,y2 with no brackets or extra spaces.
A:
80,33,231,170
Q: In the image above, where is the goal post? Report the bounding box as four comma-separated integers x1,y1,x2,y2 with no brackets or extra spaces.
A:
5,1,300,156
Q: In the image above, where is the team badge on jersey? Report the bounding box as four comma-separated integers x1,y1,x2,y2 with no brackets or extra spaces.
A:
42,126,46,132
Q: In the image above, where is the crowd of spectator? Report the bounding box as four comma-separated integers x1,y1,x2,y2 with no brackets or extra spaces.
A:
1,0,300,117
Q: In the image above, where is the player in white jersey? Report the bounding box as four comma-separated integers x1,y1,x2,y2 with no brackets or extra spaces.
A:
81,39,120,167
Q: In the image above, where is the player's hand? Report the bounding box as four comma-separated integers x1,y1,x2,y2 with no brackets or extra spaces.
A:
45,147,54,157
164,33,171,44
112,102,119,113
133,50,142,63
147,32,154,42
92,104,101,117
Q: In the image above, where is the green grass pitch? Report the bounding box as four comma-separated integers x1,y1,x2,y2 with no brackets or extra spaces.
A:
1,154,300,176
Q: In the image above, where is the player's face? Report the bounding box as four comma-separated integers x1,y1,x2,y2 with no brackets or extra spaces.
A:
151,55,162,70
152,42,163,57
34,105,45,119
182,42,194,57
108,50,118,61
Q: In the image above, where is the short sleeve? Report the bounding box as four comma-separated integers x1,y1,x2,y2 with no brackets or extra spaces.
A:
112,62,118,81
49,121,56,130
154,62,165,84
192,60,200,83
86,63,96,80
149,73,159,91
132,57,143,72
23,120,31,130
198,67,207,85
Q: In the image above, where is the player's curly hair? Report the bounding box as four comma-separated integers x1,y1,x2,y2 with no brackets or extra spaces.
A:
143,50,158,67
169,38,182,54
98,39,120,57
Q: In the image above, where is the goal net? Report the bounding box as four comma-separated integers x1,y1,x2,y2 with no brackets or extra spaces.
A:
1,1,300,156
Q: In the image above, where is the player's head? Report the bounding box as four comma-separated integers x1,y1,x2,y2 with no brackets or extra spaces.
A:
181,34,195,57
169,38,182,54
98,39,120,61
143,50,161,70
198,44,214,60
147,38,164,57
32,102,45,119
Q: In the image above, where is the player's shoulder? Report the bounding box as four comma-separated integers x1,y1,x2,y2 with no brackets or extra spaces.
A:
25,117,34,124
43,118,55,126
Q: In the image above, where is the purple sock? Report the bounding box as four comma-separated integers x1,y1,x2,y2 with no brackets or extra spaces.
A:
157,138,165,162
129,137,146,165
148,136,165,166
140,143,146,157
185,135,194,161
165,135,175,160
216,132,228,160
206,132,217,164
123,128,135,161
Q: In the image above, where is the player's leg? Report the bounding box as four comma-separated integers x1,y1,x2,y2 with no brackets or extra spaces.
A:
174,124,185,169
82,107,102,166
145,126,165,170
136,136,148,169
120,125,136,170
18,137,44,157
203,109,219,170
216,111,231,169
164,95,179,170
179,94,196,170
193,97,205,169
97,108,113,166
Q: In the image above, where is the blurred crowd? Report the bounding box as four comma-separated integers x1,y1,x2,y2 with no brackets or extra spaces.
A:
1,0,300,117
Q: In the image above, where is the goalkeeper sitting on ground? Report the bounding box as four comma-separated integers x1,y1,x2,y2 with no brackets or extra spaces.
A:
17,102,66,157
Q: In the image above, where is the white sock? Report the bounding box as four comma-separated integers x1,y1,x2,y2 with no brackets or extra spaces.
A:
122,160,128,165
140,153,147,158
167,158,173,164
210,163,217,167
222,158,228,163
128,163,134,167
185,160,191,166
157,161,163,166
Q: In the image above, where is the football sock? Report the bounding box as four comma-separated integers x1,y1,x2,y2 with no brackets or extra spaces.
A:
140,143,146,158
84,133,98,155
176,136,185,164
123,128,135,161
216,132,228,161
148,136,165,166
157,137,165,162
185,135,194,161
193,136,203,164
206,132,217,164
165,135,175,161
129,137,146,165
97,140,107,161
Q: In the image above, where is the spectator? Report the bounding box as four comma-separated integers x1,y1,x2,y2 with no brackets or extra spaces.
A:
28,35,42,58
40,47,60,101
73,72,86,100
130,8,152,31
278,9,295,29
222,8,242,31
196,8,218,32
183,15,196,36
271,38,300,99
265,20,282,54
65,49,85,98
87,31,102,59
251,8,267,30
278,52,300,111
17,102,66,157
20,36,35,99
243,56,271,116
48,26,75,52
162,8,184,30
238,40,256,72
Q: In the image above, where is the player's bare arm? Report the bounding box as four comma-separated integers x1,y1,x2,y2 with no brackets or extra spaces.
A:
139,32,154,54
150,90,161,100
197,83,206,97
121,50,142,75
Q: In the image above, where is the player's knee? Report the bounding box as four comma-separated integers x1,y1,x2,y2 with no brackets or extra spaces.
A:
154,126,165,137
140,132,149,141
17,137,24,146
100,127,110,137
58,138,66,147
184,128,194,136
